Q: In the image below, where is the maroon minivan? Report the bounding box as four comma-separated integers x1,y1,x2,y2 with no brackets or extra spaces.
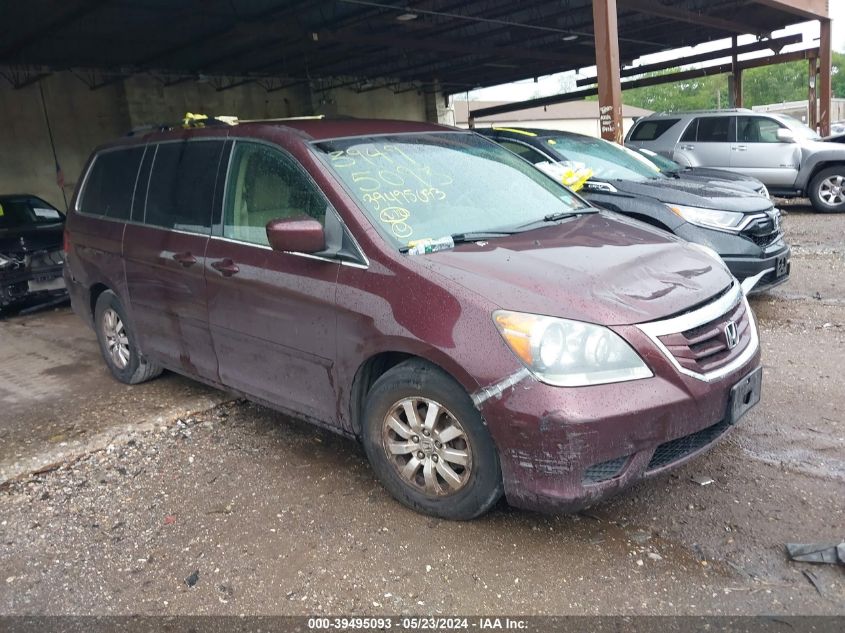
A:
64,119,762,519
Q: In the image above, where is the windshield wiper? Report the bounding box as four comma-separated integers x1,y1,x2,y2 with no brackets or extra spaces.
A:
509,208,596,232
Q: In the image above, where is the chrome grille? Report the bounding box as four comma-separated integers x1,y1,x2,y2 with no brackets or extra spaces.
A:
657,300,750,374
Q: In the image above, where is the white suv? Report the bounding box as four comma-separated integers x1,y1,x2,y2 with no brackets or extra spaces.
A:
626,109,845,213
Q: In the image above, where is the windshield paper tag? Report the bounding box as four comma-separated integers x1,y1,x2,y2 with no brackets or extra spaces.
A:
407,236,454,256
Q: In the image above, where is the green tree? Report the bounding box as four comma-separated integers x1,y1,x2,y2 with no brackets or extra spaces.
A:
611,52,844,111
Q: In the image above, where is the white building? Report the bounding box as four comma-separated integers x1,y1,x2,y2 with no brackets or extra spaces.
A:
752,98,845,129
453,99,653,137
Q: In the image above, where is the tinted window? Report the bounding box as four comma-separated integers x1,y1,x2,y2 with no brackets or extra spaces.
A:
680,119,698,142
695,117,732,142
144,141,224,233
497,140,548,165
131,145,155,223
630,118,679,141
737,116,784,143
223,142,327,246
80,148,144,219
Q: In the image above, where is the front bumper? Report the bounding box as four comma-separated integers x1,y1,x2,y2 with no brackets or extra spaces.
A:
477,294,762,514
724,245,791,294
673,222,790,293
0,265,65,307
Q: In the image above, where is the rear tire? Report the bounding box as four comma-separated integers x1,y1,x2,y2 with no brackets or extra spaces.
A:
361,359,503,520
808,166,845,213
94,290,162,385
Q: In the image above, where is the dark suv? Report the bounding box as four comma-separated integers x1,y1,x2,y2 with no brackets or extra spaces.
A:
65,119,762,519
479,127,790,294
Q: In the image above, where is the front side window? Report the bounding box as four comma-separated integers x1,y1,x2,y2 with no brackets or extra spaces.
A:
79,147,145,219
223,142,327,246
144,141,224,234
737,116,784,143
315,133,589,249
695,117,732,143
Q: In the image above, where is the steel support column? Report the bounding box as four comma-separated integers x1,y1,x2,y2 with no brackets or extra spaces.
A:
808,53,818,130
592,0,623,143
819,18,832,136
729,36,743,108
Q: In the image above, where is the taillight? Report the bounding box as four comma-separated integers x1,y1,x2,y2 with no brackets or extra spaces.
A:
63,228,71,254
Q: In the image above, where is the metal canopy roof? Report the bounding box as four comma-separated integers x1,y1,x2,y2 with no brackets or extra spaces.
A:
0,0,829,93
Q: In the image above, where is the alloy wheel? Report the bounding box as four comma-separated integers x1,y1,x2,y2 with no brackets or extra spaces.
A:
102,308,130,369
818,175,845,206
381,397,473,497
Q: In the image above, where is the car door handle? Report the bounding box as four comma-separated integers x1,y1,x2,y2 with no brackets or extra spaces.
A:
210,258,239,277
681,144,695,150
732,145,747,151
172,251,197,267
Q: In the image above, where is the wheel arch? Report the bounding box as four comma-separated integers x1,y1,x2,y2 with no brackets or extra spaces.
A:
348,348,478,438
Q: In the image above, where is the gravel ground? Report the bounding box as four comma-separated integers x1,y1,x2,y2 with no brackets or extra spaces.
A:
0,209,843,616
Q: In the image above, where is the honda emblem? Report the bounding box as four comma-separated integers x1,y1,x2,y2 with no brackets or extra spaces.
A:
724,320,739,350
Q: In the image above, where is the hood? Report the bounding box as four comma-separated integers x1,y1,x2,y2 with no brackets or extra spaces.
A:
593,177,772,213
0,223,64,254
682,166,762,186
412,212,734,326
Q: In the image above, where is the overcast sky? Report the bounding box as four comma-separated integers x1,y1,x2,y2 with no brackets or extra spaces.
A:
463,6,845,101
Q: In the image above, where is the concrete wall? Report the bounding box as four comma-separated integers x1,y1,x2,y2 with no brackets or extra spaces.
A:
0,72,430,210
457,117,640,138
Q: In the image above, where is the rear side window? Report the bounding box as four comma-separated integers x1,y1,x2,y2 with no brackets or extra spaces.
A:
79,148,145,219
629,118,679,141
144,140,224,234
693,117,732,142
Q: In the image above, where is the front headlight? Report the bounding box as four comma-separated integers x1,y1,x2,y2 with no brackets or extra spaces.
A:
669,204,745,232
493,310,653,387
0,254,12,270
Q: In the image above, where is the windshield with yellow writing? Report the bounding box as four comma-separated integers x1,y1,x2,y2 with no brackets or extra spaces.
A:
314,133,589,249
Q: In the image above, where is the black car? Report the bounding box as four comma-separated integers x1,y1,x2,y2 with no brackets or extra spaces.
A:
478,127,790,294
625,144,770,199
0,194,66,310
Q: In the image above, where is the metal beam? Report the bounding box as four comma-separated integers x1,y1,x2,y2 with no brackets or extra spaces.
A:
313,28,596,65
593,0,623,143
469,47,821,121
575,32,802,87
619,0,763,35
819,18,832,136
752,0,829,21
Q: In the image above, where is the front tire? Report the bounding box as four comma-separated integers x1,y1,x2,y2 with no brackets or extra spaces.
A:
94,290,162,384
808,166,845,213
361,359,502,520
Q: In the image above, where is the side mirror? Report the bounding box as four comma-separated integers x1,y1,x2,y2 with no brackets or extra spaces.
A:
266,216,325,254
776,128,796,143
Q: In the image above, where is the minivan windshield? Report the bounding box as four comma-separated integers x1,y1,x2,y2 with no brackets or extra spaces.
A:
544,135,664,182
0,197,63,230
314,133,591,249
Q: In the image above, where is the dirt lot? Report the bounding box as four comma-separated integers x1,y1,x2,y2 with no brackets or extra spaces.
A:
0,209,843,616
